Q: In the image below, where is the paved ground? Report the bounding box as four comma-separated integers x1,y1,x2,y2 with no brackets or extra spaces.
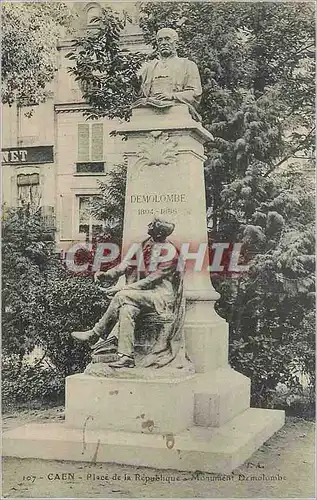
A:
2,407,315,498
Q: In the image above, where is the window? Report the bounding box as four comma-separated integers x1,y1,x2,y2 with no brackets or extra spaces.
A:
78,195,103,242
17,173,40,207
76,162,104,174
77,123,104,174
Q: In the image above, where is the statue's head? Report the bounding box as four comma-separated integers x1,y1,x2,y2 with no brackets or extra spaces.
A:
148,218,175,242
156,28,178,58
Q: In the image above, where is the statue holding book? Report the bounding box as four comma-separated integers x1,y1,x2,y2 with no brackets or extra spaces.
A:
71,219,189,372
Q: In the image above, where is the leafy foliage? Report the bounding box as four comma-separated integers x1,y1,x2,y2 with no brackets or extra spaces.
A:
2,206,108,402
2,355,65,406
2,206,56,359
66,7,145,120
90,163,127,246
1,2,73,106
214,164,315,405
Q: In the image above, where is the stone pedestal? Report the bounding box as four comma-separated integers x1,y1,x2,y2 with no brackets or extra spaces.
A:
118,105,230,373
116,105,250,425
65,373,194,434
3,105,284,472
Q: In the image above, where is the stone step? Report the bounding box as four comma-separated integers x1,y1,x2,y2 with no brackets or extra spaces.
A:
3,407,284,473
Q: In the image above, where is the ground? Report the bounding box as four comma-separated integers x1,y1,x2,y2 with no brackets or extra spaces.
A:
2,406,315,499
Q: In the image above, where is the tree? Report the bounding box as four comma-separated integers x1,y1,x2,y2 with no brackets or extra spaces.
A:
1,2,73,106
91,163,127,246
2,205,108,404
66,7,144,120
2,205,56,363
215,163,315,405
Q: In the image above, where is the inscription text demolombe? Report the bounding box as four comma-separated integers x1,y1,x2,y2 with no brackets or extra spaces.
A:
131,193,186,203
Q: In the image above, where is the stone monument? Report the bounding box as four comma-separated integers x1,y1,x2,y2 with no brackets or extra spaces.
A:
3,27,284,473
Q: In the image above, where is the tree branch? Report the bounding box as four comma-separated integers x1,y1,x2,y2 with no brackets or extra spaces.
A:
33,350,48,368
273,42,315,73
263,126,315,177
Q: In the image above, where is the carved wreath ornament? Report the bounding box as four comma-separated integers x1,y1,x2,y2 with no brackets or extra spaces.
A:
137,131,178,167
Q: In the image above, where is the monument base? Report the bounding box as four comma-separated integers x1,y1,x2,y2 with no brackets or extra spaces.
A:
3,408,284,473
3,372,284,472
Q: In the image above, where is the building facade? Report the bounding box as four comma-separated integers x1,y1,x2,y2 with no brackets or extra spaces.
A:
2,1,147,252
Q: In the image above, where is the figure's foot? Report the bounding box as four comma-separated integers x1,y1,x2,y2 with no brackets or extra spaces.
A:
71,329,99,343
109,355,135,368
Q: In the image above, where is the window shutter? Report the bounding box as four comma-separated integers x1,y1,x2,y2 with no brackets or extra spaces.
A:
91,123,104,161
29,173,40,185
17,174,29,186
78,124,90,162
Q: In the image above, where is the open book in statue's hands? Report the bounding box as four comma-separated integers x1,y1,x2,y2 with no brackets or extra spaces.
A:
146,96,174,107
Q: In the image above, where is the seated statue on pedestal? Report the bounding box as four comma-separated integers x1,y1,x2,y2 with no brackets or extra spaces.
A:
132,27,202,121
71,219,189,371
